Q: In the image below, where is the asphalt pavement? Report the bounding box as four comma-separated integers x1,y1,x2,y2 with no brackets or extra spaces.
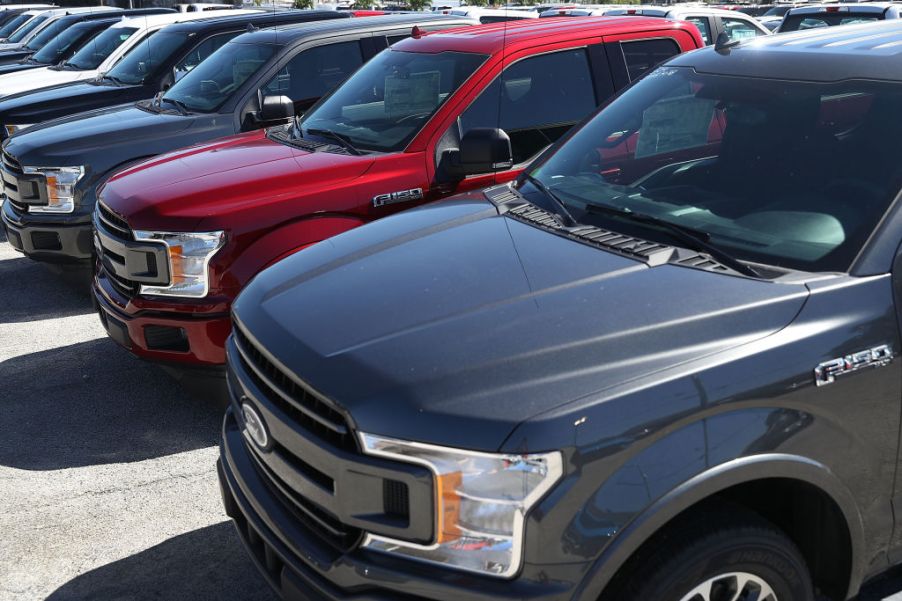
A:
1,227,902,601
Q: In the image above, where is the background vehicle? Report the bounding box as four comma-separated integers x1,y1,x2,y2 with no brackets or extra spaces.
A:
0,13,473,268
448,6,538,22
776,3,901,32
219,20,902,601
605,6,771,44
0,5,56,32
0,7,121,51
0,8,173,67
0,9,260,99
540,6,632,17
0,9,341,140
89,16,703,369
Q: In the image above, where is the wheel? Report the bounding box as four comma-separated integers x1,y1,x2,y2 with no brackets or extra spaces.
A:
610,507,815,601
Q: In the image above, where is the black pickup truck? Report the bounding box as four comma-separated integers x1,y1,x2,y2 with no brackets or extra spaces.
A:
219,21,902,601
0,13,472,265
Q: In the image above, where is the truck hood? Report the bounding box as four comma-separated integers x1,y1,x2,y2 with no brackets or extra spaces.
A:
5,104,200,168
0,80,144,125
233,199,810,452
102,130,374,230
0,66,98,98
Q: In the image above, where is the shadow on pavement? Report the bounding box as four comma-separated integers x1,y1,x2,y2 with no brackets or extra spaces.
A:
0,337,225,471
0,254,94,324
46,521,276,601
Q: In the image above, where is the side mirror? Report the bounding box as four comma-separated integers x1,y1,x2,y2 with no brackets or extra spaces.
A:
260,95,295,123
445,128,513,177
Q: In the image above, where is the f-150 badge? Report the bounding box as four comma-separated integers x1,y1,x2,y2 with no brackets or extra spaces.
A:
814,344,893,387
373,188,423,207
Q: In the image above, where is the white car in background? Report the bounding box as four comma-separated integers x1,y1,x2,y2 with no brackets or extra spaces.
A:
0,7,121,50
605,5,771,44
448,6,538,22
0,9,259,98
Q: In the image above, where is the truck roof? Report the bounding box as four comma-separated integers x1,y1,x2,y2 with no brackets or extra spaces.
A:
670,19,902,81
155,8,346,34
234,13,474,44
110,8,263,31
393,15,697,54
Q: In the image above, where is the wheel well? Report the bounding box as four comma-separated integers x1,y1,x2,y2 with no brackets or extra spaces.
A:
600,478,852,601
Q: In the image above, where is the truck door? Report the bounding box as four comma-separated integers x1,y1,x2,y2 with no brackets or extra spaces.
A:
428,43,608,199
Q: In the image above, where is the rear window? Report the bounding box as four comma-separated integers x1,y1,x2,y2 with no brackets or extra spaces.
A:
781,12,881,31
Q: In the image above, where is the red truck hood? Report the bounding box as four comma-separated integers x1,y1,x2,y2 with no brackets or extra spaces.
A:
103,130,374,231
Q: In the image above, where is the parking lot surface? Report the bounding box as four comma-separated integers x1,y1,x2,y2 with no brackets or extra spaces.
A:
1,227,902,601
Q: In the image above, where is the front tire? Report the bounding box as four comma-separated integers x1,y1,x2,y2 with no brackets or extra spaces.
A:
612,508,815,601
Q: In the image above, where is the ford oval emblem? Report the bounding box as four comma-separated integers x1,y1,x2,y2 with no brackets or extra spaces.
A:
241,403,270,450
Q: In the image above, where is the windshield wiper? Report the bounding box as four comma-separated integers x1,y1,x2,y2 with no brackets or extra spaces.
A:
305,127,362,155
103,73,127,85
583,203,761,278
163,96,190,116
523,174,577,226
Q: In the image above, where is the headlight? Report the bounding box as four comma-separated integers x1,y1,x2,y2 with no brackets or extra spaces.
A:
24,166,84,214
5,123,33,136
359,433,563,578
132,230,225,298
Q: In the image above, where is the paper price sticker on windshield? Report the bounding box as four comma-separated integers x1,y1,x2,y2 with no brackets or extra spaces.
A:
384,70,440,118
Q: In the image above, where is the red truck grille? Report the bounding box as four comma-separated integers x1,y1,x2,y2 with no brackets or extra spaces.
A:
95,202,140,298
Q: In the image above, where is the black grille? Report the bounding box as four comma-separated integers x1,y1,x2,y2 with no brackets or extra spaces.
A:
31,231,61,251
96,202,140,298
144,325,188,352
2,150,27,213
247,441,363,552
97,202,130,237
383,480,410,523
232,324,356,452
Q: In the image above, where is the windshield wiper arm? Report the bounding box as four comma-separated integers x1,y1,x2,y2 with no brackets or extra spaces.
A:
163,96,190,116
584,203,761,278
305,127,362,155
103,73,127,85
523,174,577,226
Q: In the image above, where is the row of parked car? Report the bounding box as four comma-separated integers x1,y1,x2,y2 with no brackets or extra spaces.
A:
7,5,902,601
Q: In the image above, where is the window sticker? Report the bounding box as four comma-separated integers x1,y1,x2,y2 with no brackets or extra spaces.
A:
635,95,716,158
384,70,441,117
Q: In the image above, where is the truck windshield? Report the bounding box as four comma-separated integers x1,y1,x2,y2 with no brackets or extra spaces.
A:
781,12,880,31
24,16,71,50
163,41,275,112
8,15,47,43
528,67,902,273
298,49,488,152
0,14,32,39
31,21,95,64
65,26,138,70
103,31,187,84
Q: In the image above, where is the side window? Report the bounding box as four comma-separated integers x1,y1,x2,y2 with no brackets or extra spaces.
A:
262,41,363,108
174,32,238,80
721,17,766,40
684,16,712,45
622,38,681,80
387,34,409,46
456,48,597,166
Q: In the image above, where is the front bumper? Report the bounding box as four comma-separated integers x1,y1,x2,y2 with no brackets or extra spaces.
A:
2,200,93,262
219,411,578,601
218,327,580,601
92,270,231,366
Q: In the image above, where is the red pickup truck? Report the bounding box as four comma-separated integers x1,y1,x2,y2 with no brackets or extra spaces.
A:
93,17,703,371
